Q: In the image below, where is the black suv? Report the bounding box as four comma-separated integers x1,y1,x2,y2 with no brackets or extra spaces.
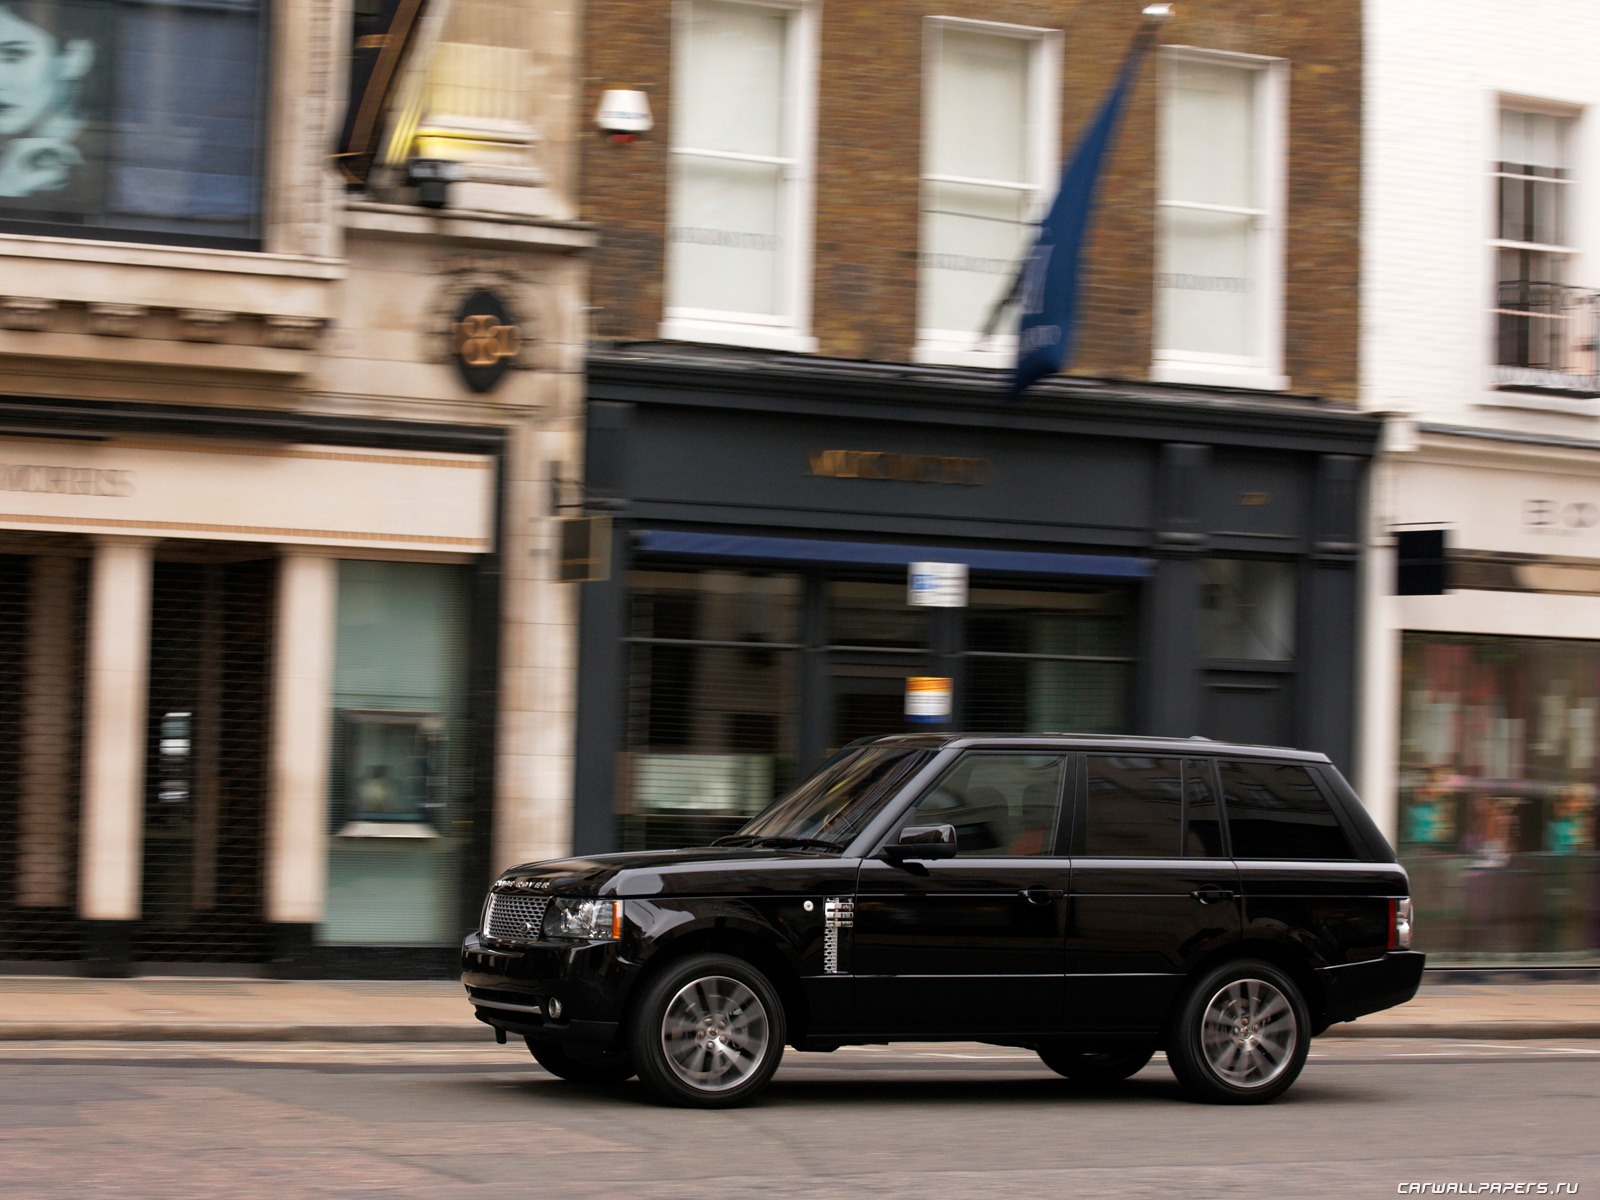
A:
461,735,1423,1107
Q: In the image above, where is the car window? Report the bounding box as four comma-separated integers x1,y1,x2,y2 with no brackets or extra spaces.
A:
1183,758,1225,857
906,753,1066,856
1083,755,1184,857
1219,760,1357,860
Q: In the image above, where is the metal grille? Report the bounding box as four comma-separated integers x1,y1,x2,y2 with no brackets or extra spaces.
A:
964,587,1133,734
484,893,549,943
619,570,803,851
0,548,88,961
136,555,275,963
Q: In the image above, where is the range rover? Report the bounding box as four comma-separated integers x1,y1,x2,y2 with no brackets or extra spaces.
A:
461,735,1423,1107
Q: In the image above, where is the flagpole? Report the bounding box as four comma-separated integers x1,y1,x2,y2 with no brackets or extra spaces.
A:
977,3,1173,346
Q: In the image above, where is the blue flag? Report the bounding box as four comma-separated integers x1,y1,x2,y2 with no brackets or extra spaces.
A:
1011,33,1154,398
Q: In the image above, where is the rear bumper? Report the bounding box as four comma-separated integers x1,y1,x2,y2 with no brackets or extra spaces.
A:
1316,950,1427,1028
460,931,630,1047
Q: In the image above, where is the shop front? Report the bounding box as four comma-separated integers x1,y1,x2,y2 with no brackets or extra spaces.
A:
0,397,503,975
572,348,1379,855
1380,432,1600,963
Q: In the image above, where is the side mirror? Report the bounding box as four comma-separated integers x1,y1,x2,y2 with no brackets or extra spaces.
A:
882,823,958,862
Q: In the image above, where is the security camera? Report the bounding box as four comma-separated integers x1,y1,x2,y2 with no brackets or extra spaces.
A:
596,89,653,143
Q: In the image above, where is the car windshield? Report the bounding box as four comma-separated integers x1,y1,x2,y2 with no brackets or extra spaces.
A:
718,746,932,850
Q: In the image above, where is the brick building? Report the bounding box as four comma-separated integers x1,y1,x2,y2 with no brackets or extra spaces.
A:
568,0,1382,854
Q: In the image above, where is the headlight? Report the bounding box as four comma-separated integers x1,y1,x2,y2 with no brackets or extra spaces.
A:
543,897,622,940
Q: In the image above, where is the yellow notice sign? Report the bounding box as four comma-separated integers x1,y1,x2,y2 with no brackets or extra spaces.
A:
905,676,953,724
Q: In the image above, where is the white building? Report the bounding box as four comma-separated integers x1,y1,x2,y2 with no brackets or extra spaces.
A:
1362,0,1600,961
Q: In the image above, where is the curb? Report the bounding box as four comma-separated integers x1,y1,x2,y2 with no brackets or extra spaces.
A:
1,1022,1598,1043
0,1024,487,1043
1321,1021,1600,1040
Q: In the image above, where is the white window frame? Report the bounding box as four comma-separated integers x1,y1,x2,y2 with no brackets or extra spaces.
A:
1485,96,1589,399
660,0,819,353
1151,47,1288,392
913,17,1060,369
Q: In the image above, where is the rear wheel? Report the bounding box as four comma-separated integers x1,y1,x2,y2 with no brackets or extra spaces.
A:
525,1038,636,1084
1166,959,1309,1104
629,953,786,1108
1037,1043,1155,1084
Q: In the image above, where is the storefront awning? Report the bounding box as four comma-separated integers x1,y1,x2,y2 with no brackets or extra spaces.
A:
633,530,1151,579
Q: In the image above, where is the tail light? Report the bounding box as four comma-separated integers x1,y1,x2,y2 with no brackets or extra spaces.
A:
1388,897,1414,950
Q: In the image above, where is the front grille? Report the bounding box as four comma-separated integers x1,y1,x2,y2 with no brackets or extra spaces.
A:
485,893,549,943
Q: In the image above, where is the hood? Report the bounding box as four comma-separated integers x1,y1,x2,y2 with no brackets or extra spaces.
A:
495,845,845,898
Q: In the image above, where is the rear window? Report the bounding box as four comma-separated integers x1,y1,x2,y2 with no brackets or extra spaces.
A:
1219,761,1357,860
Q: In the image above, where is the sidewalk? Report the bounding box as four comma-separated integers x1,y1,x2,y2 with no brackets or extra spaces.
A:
1,974,1598,1042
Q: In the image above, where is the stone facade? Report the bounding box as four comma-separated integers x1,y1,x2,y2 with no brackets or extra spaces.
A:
0,0,590,972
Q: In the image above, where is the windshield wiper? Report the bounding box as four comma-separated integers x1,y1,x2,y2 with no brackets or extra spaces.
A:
711,834,841,852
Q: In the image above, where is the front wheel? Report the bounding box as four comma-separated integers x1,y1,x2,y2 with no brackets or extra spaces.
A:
1166,959,1310,1104
1037,1043,1155,1084
525,1038,636,1084
629,953,786,1108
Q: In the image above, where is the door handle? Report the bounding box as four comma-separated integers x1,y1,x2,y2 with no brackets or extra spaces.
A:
1020,884,1065,905
1191,887,1237,904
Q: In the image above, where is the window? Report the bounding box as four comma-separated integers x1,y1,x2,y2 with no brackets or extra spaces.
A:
1201,558,1295,662
915,19,1057,366
1081,755,1220,857
0,0,265,247
1219,760,1354,860
908,753,1066,856
663,0,816,352
409,0,534,162
1153,51,1285,389
1492,106,1590,390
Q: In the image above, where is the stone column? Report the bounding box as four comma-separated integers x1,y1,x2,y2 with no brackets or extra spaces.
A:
265,551,337,967
18,555,79,909
79,537,154,973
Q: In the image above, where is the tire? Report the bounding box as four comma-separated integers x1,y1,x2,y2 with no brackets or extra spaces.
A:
1166,959,1310,1104
525,1037,636,1084
1037,1043,1155,1084
629,953,786,1108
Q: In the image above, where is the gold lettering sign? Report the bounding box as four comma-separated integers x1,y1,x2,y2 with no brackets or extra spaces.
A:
1240,492,1271,506
807,450,991,486
454,314,521,368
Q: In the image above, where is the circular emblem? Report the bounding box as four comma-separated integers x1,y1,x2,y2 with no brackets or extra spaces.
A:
451,289,521,393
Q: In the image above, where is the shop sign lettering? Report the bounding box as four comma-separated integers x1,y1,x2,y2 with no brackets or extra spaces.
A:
1525,499,1600,533
808,450,991,485
1,462,133,497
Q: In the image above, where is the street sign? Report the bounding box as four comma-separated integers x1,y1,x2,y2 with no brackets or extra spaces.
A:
905,676,953,724
908,561,968,607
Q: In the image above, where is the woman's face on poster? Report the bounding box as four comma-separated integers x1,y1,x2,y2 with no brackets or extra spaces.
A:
0,9,94,138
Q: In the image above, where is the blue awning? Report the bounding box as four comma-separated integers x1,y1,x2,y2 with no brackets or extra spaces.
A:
633,530,1150,579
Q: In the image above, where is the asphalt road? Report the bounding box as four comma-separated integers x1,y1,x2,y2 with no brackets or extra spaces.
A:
2,1039,1598,1199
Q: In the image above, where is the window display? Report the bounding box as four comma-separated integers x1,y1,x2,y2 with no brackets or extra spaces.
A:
1399,633,1600,960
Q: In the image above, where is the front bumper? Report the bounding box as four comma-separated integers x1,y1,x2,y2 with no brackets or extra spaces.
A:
460,931,635,1047
1316,950,1427,1028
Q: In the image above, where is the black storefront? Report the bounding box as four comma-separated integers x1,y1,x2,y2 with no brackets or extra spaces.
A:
572,346,1380,854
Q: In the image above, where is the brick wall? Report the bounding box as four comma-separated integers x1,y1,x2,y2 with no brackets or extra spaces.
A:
580,0,1360,401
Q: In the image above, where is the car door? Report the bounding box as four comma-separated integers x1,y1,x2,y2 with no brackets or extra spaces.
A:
851,750,1072,1038
1064,754,1242,1034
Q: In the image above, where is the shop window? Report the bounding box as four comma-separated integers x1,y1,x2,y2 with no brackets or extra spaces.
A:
322,560,472,946
827,579,931,649
662,0,817,352
964,586,1131,732
621,570,803,850
1399,633,1600,962
0,0,266,247
914,18,1057,366
1200,558,1294,662
1153,50,1286,389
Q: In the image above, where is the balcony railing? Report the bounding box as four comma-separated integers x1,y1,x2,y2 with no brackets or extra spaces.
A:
1493,280,1600,397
